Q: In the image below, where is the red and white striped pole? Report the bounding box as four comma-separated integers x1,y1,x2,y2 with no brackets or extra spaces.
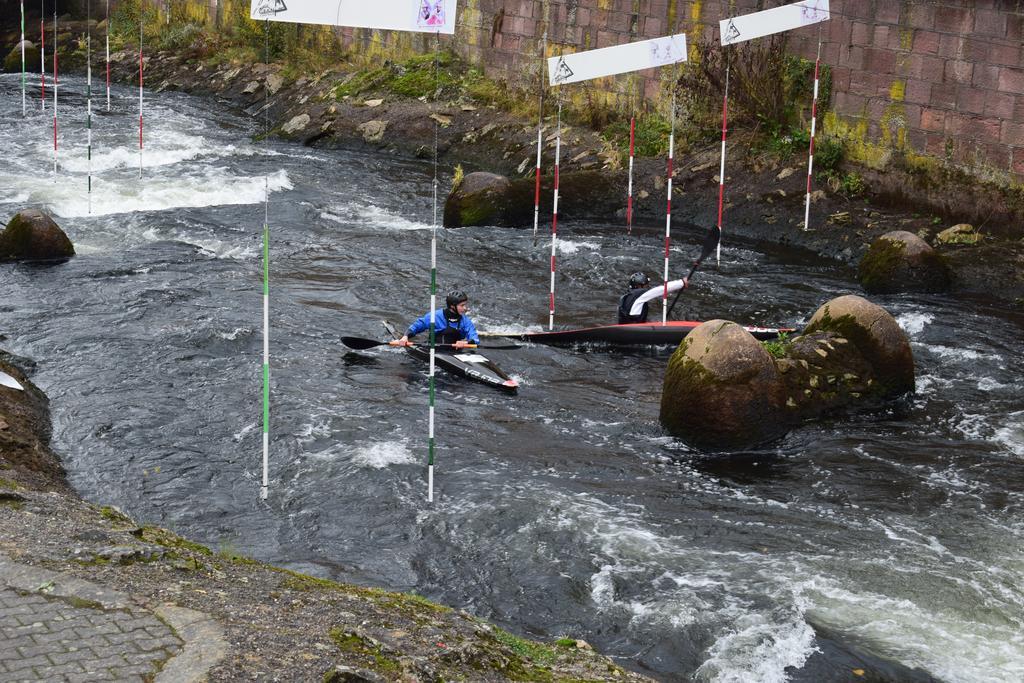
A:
715,64,730,265
626,113,635,233
532,32,546,243
803,37,822,231
548,96,562,331
661,91,676,324
40,1,45,111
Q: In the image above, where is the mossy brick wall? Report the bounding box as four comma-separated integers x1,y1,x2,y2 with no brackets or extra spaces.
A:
146,0,1023,185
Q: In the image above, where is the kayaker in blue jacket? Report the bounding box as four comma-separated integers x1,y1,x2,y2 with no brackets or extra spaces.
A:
394,290,480,348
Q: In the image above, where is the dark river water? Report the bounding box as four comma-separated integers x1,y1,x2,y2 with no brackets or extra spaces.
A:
2,73,1023,682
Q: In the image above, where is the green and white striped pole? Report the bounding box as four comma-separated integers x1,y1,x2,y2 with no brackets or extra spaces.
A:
52,8,57,175
260,19,271,500
20,0,25,116
426,31,442,502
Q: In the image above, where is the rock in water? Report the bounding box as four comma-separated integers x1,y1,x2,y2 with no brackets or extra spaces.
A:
804,294,914,397
3,41,40,73
858,230,951,294
0,209,75,261
660,320,789,450
443,172,512,228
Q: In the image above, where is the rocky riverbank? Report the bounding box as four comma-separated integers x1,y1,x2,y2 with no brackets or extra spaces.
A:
0,355,651,681
103,44,1024,309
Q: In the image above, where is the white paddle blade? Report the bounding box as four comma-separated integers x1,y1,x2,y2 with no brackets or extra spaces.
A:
0,370,25,391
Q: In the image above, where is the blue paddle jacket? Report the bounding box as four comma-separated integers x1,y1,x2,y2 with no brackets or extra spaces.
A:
406,309,480,344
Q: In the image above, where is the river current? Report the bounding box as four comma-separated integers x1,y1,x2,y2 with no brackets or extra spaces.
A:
2,73,1023,682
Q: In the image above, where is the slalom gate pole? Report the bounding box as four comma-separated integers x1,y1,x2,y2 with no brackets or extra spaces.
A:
548,93,562,331
532,31,546,244
40,1,45,111
52,8,57,175
139,11,144,177
626,105,635,233
803,32,822,232
87,0,92,214
427,31,441,502
106,0,110,111
661,89,675,325
260,19,270,501
21,0,26,116
715,63,730,266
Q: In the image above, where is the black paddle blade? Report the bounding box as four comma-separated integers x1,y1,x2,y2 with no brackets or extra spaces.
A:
699,224,720,263
341,336,387,350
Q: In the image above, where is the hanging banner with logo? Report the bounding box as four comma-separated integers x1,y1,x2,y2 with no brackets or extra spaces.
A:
250,0,458,35
720,0,829,46
547,33,687,86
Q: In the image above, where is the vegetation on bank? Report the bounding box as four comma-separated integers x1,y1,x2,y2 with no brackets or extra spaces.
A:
93,0,1024,227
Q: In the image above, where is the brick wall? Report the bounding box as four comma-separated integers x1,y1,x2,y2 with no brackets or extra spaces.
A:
164,0,1024,185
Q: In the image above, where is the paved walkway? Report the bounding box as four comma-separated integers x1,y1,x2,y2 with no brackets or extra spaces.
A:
0,554,227,682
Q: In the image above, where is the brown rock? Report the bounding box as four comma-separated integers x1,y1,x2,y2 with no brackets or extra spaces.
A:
804,295,914,397
858,230,951,294
660,320,789,450
0,210,75,261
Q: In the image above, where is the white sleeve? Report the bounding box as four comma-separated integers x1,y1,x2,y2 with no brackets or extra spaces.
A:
630,280,686,316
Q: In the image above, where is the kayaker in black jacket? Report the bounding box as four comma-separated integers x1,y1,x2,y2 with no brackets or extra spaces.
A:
617,272,688,324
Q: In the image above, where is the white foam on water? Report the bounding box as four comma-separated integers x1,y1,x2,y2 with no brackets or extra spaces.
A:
556,239,600,255
993,411,1024,458
927,344,991,362
56,136,254,174
896,311,933,338
217,327,252,341
978,376,1012,391
296,419,332,445
43,169,292,218
350,439,417,469
322,202,432,231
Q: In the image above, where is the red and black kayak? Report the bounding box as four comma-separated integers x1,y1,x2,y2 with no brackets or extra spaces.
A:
482,320,793,346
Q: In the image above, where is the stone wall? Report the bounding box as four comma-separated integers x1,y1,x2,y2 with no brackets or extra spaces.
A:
151,0,1024,185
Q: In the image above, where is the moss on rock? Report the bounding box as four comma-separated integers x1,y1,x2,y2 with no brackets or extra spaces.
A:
0,209,75,261
858,230,950,294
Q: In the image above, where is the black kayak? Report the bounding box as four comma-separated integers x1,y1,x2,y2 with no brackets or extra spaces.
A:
383,322,519,394
481,320,793,346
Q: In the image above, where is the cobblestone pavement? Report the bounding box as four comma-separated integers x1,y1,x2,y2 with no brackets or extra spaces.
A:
0,554,226,683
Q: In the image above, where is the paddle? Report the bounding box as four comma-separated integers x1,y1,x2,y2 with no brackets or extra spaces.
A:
341,337,522,351
667,225,720,319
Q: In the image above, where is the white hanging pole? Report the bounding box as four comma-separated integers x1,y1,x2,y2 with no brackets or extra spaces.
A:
105,0,110,111
87,0,93,214
626,86,635,233
548,93,562,331
427,30,441,503
531,31,546,243
139,10,144,177
661,89,676,325
52,7,57,175
803,33,822,231
715,63,730,265
40,0,45,111
20,0,26,117
260,18,270,501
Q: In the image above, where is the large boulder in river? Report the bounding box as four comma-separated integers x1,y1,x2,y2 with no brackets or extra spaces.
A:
4,41,40,73
660,320,790,450
0,210,75,261
858,230,951,294
443,170,619,228
803,295,914,397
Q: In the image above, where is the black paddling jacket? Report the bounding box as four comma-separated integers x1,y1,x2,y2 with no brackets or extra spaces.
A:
618,290,649,324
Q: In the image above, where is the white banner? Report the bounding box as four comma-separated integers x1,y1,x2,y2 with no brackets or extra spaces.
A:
547,33,687,86
720,0,829,46
250,0,458,35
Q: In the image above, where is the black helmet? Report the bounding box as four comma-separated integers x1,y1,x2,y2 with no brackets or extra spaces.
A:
445,290,469,308
628,272,649,289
